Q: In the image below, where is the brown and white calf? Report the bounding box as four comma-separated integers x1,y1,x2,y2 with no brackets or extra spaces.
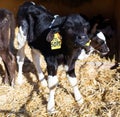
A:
0,8,16,86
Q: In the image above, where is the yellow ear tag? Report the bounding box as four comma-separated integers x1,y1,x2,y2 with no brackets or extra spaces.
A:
85,40,91,46
51,33,62,50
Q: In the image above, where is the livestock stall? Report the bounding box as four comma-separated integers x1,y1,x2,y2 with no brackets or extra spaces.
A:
0,0,120,116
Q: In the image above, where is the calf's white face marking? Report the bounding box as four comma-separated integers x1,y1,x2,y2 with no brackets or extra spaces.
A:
97,31,106,43
31,1,36,5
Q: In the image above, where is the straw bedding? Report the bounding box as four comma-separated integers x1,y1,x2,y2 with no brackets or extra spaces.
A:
0,35,119,117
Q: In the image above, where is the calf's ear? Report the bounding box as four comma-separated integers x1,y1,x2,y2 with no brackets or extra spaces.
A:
83,27,87,34
46,28,60,42
83,22,90,33
91,23,98,34
46,30,54,42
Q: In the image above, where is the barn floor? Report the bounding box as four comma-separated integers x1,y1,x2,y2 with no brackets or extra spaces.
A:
0,38,120,117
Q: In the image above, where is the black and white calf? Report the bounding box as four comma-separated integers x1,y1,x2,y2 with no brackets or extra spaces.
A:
16,2,90,113
78,15,110,60
78,31,109,60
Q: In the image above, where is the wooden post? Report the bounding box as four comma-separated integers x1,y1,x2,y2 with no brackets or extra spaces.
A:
114,0,120,62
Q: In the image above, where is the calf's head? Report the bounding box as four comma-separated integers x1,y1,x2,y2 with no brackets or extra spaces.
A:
88,15,111,56
63,14,90,49
90,31,109,56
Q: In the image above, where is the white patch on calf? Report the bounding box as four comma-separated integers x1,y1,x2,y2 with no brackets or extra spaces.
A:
97,31,106,42
31,1,35,5
17,59,24,85
64,65,69,71
48,75,58,89
39,73,47,87
78,49,88,60
16,45,26,85
78,47,95,60
67,75,84,104
97,31,110,53
47,75,58,113
17,26,27,49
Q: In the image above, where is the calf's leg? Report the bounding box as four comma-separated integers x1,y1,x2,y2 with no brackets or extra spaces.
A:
0,52,9,85
0,50,16,86
16,26,27,85
16,46,25,85
31,48,48,88
7,51,17,86
47,75,58,113
67,70,84,104
65,50,84,104
45,57,58,113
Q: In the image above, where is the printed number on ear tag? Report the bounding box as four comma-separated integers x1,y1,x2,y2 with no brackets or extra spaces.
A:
51,33,62,50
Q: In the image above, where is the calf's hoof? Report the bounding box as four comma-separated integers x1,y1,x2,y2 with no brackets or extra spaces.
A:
16,75,24,85
40,79,48,88
77,97,84,105
48,108,58,114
